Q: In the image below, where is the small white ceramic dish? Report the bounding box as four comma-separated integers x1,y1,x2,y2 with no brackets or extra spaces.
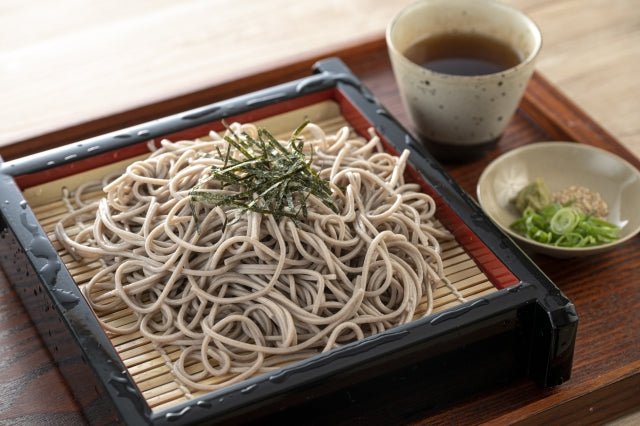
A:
477,142,640,258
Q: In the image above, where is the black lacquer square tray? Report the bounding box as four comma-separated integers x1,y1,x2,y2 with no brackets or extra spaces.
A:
0,58,577,425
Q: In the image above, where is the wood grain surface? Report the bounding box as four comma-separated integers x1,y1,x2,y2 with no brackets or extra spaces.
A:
1,0,639,161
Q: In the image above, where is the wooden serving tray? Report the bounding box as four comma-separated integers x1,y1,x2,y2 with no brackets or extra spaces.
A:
349,40,640,426
1,56,578,425
0,37,638,425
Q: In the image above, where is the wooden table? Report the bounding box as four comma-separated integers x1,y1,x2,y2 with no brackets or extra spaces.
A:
1,36,639,425
2,0,639,162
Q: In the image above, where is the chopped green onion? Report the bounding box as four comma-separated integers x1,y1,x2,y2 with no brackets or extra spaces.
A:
549,206,580,235
509,202,620,247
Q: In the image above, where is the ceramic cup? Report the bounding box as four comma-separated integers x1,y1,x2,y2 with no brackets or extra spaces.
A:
386,0,542,161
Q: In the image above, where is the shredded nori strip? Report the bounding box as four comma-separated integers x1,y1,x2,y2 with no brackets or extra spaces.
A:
189,120,338,231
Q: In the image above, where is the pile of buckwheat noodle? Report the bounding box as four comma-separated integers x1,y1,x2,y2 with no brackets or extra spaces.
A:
55,122,455,392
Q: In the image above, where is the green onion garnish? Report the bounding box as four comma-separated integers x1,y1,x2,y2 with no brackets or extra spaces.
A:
509,202,620,247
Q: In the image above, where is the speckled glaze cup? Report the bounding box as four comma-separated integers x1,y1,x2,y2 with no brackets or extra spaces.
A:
386,0,541,161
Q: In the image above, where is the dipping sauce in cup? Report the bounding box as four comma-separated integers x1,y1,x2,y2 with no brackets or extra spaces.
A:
386,0,542,162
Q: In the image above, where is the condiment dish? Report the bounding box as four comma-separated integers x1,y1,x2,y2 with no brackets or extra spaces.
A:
477,142,640,258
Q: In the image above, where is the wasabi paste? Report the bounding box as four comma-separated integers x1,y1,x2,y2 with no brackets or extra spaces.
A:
510,178,550,213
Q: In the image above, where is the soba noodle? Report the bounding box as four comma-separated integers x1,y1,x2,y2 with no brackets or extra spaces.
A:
54,122,456,392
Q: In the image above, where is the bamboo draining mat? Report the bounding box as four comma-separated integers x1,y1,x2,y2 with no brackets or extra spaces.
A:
25,101,497,412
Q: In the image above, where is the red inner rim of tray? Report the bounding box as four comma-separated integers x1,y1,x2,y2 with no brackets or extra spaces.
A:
15,87,519,290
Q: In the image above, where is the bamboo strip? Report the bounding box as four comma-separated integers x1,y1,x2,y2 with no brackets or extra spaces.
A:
26,106,500,412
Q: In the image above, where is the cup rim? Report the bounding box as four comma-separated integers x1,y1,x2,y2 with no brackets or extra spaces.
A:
386,0,542,79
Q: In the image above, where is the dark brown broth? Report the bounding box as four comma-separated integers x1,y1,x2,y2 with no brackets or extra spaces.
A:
403,33,522,76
